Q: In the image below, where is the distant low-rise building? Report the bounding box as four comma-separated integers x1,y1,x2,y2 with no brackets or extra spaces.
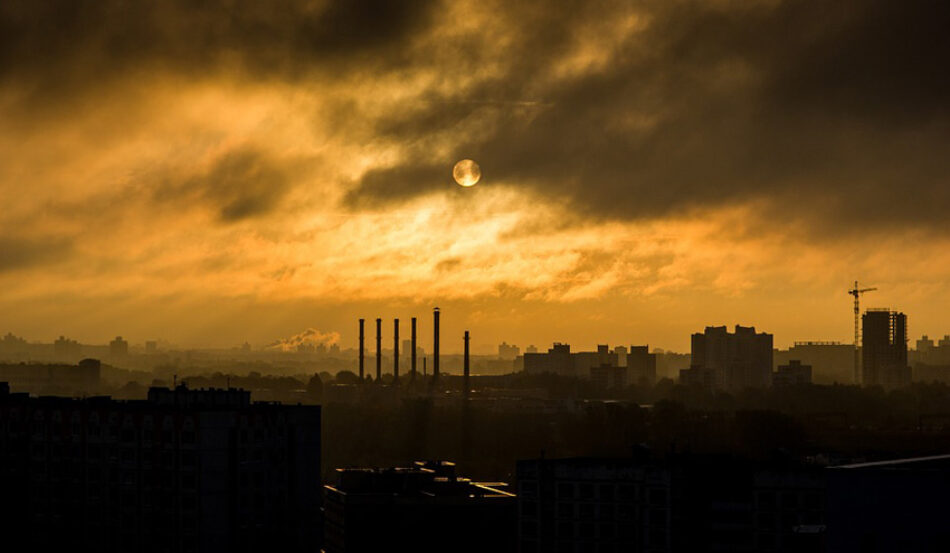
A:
53,335,81,360
498,342,520,360
773,360,812,387
523,344,618,379
591,364,627,389
0,358,100,394
774,342,853,385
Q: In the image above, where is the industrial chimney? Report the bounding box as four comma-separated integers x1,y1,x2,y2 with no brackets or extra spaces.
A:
411,317,417,381
375,318,382,382
393,318,400,382
433,307,440,380
359,318,365,381
463,330,470,401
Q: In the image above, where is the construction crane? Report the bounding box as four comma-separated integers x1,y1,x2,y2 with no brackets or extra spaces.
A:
848,280,877,384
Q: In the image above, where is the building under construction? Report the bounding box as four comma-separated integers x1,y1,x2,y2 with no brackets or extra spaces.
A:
862,309,911,389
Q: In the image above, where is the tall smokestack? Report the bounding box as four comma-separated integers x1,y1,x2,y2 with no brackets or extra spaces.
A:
393,318,400,382
359,319,365,381
411,317,417,381
433,308,440,380
375,318,382,382
463,330,470,401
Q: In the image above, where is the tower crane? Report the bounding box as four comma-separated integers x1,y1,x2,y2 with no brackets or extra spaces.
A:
848,281,877,384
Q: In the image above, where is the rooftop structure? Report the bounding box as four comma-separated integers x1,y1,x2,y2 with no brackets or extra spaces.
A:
324,461,515,553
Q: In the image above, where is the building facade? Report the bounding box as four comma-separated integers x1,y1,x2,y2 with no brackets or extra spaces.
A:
518,456,827,553
0,384,321,552
627,346,657,386
861,310,910,388
689,326,773,391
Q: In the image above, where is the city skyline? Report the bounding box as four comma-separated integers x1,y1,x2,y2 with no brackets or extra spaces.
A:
1,298,947,355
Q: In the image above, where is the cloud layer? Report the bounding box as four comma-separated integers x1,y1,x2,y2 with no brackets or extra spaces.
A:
1,0,949,348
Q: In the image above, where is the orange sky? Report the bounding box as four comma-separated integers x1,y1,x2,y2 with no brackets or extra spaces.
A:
2,0,949,353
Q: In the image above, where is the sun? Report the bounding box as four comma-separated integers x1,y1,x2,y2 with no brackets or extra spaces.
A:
453,159,481,187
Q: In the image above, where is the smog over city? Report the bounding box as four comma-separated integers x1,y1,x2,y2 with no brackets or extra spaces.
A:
2,1,950,552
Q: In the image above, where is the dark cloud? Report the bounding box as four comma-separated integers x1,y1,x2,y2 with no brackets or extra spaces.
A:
153,148,297,222
0,0,437,95
0,236,73,272
348,0,950,233
3,0,948,235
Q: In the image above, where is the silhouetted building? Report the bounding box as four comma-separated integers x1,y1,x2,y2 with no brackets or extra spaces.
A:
523,343,618,378
53,335,81,360
324,461,515,553
498,342,520,360
754,469,826,552
591,364,627,389
525,345,539,354
861,310,910,388
517,457,672,553
0,384,321,552
690,325,772,391
679,365,716,388
627,345,657,386
827,455,950,552
519,456,826,553
575,345,618,377
773,360,812,387
145,340,158,354
0,358,100,393
773,342,853,385
524,343,574,376
109,335,129,357
910,334,950,383
615,345,630,362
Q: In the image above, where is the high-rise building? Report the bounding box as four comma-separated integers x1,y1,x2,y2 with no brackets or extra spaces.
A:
627,346,657,386
109,335,129,357
0,383,322,552
861,310,910,388
690,325,773,391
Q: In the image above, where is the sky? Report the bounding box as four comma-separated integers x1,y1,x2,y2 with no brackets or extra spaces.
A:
1,0,949,353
